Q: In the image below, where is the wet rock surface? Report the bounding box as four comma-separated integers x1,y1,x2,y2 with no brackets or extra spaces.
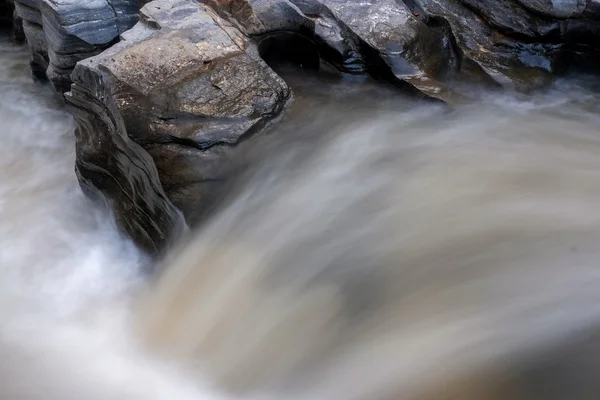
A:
11,0,140,93
208,0,462,101
209,0,600,99
66,66,186,255
13,0,48,79
66,0,290,252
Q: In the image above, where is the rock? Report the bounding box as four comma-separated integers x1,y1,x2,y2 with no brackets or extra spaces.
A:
208,0,600,99
587,0,600,16
66,0,290,252
12,0,140,93
415,0,560,91
41,0,142,93
516,0,586,18
416,0,600,89
207,0,460,101
13,0,49,79
10,2,26,43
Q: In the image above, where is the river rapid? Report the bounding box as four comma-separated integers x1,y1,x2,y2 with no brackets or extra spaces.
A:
3,34,600,400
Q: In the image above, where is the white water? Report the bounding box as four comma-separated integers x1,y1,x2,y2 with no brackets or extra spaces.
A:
0,38,228,399
3,35,600,400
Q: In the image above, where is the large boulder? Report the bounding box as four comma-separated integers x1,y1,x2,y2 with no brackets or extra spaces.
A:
66,0,290,252
11,5,26,43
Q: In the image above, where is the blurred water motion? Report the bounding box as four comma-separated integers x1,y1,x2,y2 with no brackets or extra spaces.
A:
138,77,600,400
4,35,600,400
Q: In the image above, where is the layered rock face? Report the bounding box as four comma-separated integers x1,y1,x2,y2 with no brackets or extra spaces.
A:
3,0,600,253
13,0,48,78
40,0,139,93
12,0,141,92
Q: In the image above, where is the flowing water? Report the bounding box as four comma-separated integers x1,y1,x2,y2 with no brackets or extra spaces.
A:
0,36,225,399
3,33,600,400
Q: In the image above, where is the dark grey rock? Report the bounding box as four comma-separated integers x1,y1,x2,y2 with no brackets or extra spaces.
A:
516,0,586,18
41,0,141,94
12,7,26,43
459,0,562,38
14,1,41,24
22,19,49,79
42,0,119,45
292,0,461,101
208,0,600,99
208,0,460,101
13,0,49,79
585,0,600,16
66,65,186,256
66,0,290,252
415,0,561,91
12,0,140,93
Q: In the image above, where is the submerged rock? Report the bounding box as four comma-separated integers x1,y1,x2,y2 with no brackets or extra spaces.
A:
66,0,290,252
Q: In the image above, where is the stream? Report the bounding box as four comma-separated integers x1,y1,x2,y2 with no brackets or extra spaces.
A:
3,34,600,400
